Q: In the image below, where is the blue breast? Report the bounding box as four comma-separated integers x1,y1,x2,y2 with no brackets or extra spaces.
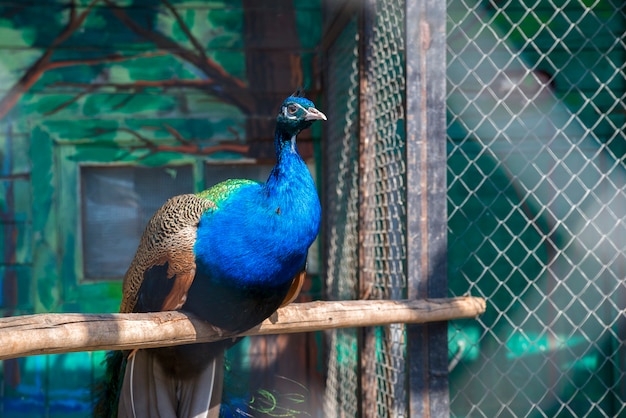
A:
194,151,321,290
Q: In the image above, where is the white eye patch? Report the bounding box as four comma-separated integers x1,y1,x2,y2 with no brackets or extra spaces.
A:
282,103,306,120
282,107,296,119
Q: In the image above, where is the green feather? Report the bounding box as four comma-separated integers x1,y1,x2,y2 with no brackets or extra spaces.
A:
196,178,258,206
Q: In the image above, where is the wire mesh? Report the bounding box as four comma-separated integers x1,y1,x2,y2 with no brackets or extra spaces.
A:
447,0,626,417
323,0,409,416
360,0,407,302
323,14,361,418
359,0,408,417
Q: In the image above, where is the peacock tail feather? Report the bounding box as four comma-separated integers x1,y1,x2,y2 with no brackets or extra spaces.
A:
93,350,126,418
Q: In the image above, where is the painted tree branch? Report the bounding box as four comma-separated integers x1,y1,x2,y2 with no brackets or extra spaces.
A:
104,0,254,114
0,297,485,360
0,48,167,119
0,0,243,120
50,79,219,91
0,0,165,119
43,85,95,116
90,126,250,159
161,0,208,61
0,0,101,119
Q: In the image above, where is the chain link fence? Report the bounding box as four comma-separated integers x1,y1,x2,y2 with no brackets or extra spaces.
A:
323,0,624,416
323,12,361,418
323,0,410,416
359,2,408,415
447,0,626,417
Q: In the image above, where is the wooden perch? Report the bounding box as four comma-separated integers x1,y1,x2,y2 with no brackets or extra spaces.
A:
0,297,485,360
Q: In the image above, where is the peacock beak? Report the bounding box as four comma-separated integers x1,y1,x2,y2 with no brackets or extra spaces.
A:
305,107,327,121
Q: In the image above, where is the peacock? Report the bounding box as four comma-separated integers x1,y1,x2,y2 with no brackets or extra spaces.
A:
95,93,326,418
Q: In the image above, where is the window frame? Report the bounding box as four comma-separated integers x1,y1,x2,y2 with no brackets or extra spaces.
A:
79,163,196,281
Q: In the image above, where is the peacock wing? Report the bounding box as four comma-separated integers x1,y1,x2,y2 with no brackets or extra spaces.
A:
119,194,216,313
280,269,307,308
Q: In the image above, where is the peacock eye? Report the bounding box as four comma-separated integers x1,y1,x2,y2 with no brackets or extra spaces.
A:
287,104,298,114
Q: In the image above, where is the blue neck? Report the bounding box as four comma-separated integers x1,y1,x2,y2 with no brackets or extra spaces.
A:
194,126,320,290
265,127,307,194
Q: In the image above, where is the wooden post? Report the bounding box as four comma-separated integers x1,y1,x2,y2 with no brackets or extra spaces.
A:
405,0,449,416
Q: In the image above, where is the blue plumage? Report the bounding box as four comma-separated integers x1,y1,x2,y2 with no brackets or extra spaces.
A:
194,95,323,291
96,94,326,418
188,95,323,333
194,154,320,289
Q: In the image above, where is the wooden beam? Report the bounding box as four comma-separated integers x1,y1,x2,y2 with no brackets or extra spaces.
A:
405,0,450,416
0,297,485,360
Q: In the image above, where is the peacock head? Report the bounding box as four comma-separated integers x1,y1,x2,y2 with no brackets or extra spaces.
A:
276,95,327,137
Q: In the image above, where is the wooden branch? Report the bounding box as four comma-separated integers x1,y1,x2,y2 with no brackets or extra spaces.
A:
0,297,485,360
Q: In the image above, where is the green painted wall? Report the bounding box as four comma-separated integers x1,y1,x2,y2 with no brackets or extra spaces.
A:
0,1,322,416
